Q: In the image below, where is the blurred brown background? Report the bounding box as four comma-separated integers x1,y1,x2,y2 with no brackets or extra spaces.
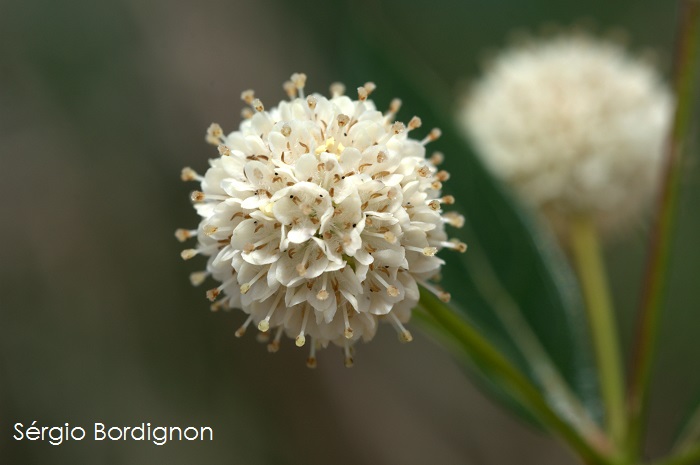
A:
1,0,697,464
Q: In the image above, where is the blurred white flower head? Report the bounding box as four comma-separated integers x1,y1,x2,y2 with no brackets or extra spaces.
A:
461,32,673,234
178,74,464,367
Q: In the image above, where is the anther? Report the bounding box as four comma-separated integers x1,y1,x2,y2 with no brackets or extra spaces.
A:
203,224,218,236
241,107,254,119
206,123,223,145
436,170,450,181
442,195,455,205
175,228,194,242
240,89,255,104
180,167,201,182
423,247,438,256
391,121,406,134
389,313,413,343
291,72,307,98
363,82,376,95
376,151,387,163
408,116,422,130
189,271,208,286
337,114,350,127
283,80,297,99
217,144,231,156
281,124,291,137
422,128,442,144
307,95,317,110
268,327,283,352
417,166,430,177
252,98,264,112
343,340,354,368
191,191,206,202
443,211,465,228
330,82,345,97
387,285,399,297
206,288,220,301
180,249,197,260
235,315,254,338
388,98,402,114
357,86,368,101
316,289,329,300
291,72,307,89
430,152,444,165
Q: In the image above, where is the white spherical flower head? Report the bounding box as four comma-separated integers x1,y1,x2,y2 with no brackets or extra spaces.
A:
461,32,673,235
178,74,465,367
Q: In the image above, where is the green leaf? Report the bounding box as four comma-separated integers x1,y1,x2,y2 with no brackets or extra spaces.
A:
674,394,700,450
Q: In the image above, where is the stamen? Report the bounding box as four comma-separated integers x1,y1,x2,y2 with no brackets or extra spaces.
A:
206,123,224,145
330,82,345,97
337,114,350,128
442,211,465,228
342,306,353,339
241,268,267,295
422,128,442,145
391,121,406,134
343,339,354,368
190,191,228,202
241,107,254,119
281,124,291,137
363,81,376,95
268,326,284,352
240,89,255,104
175,228,196,242
408,116,422,130
283,80,296,99
296,307,310,347
436,170,450,181
429,152,444,165
441,195,455,205
189,271,209,286
235,315,254,338
258,292,284,332
217,144,231,156
252,98,264,112
357,86,368,102
420,280,451,303
306,338,318,368
404,245,438,256
372,272,399,297
307,95,317,110
389,313,413,343
180,249,198,260
180,167,203,182
417,165,431,177
203,224,218,236
291,72,307,98
384,98,402,122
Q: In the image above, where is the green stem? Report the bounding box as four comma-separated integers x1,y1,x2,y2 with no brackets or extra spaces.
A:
569,214,627,449
418,288,612,465
458,220,609,449
627,0,700,457
651,444,700,465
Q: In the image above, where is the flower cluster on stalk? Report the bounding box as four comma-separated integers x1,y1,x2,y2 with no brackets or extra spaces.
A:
178,74,465,366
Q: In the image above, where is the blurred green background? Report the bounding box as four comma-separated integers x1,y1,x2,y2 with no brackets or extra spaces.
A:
1,0,697,464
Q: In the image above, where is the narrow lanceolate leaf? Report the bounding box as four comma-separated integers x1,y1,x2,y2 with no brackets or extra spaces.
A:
332,12,602,432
